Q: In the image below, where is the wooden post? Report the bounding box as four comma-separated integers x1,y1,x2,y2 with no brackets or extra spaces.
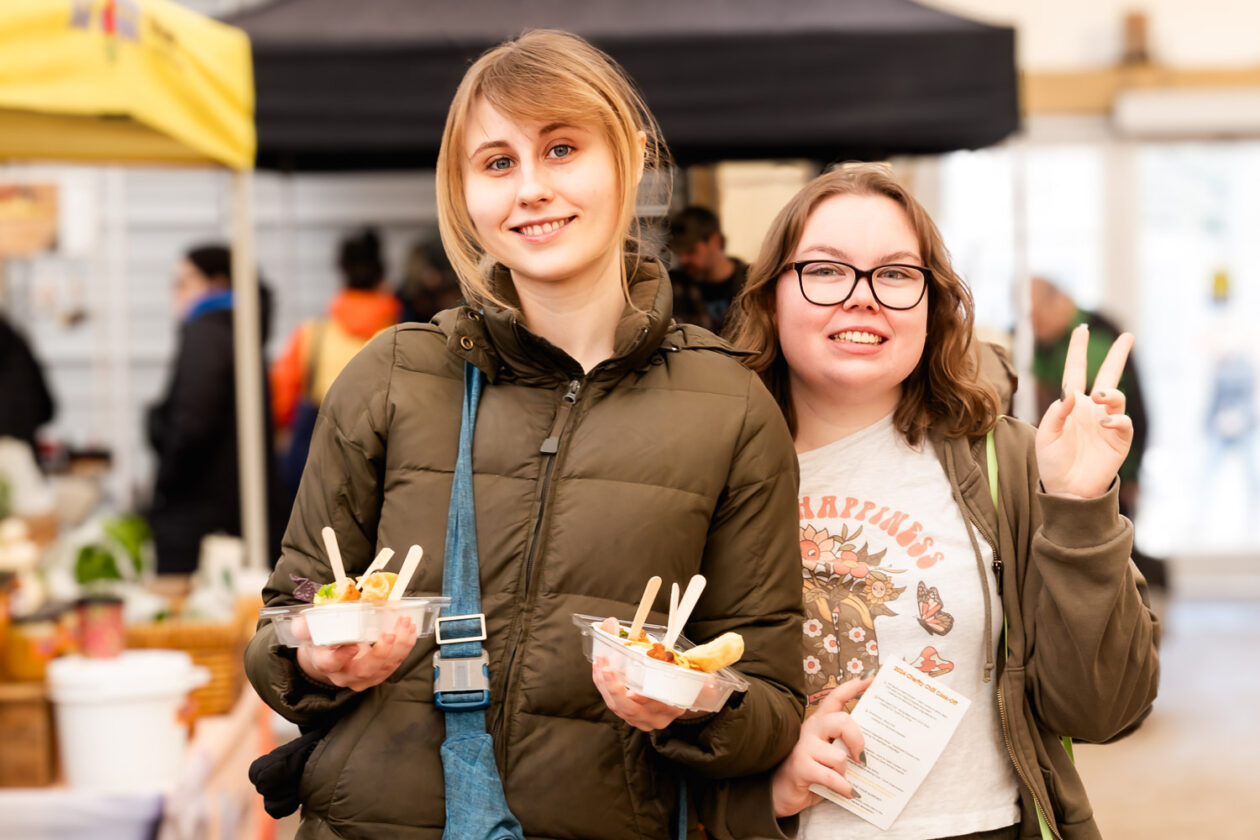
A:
231,170,268,571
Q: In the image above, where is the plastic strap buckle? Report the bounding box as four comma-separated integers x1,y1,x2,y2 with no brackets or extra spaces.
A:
434,613,487,646
433,650,491,711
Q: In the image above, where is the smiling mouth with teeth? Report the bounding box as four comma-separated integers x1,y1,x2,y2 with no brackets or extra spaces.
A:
515,217,575,237
830,330,885,345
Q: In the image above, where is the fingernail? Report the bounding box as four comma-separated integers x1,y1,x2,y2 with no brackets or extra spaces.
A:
861,668,876,680
848,789,862,800
1099,416,1112,426
1059,388,1066,401
858,751,868,766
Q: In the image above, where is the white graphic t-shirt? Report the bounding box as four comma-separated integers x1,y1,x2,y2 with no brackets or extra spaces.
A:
794,413,1020,840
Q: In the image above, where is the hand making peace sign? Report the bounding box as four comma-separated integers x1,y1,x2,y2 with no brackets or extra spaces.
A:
1034,324,1135,499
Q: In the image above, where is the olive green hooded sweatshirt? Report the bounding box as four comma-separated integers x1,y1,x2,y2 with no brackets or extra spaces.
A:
934,417,1160,840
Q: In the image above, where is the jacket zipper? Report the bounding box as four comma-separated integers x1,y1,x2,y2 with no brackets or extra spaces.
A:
996,682,1063,840
490,377,583,764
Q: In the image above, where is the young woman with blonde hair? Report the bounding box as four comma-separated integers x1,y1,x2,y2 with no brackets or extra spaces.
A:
725,163,1159,840
246,30,804,839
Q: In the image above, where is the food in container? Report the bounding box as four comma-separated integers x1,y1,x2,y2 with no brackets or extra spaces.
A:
262,594,449,647
573,613,749,712
313,579,361,604
357,571,397,601
264,536,442,646
261,599,451,647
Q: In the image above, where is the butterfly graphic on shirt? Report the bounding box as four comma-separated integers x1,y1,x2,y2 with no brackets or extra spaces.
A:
913,645,955,678
916,580,955,636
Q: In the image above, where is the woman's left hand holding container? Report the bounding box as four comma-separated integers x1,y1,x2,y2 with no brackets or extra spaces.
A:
591,663,692,731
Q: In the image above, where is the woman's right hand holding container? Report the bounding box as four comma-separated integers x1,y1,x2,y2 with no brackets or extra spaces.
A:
294,615,417,692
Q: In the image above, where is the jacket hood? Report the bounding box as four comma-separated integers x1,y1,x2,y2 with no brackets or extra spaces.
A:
435,257,675,384
328,289,401,339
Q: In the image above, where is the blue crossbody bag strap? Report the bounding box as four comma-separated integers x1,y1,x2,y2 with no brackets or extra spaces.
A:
436,362,525,840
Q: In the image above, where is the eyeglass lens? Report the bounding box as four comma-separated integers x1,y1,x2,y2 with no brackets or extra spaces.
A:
798,262,926,309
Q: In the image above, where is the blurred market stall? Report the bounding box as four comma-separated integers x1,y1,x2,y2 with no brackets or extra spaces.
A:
0,3,270,838
0,0,269,572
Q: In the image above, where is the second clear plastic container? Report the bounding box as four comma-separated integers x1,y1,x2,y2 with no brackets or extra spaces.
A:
261,596,451,647
573,613,749,713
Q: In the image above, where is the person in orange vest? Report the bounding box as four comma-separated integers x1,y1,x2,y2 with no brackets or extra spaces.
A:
270,228,400,499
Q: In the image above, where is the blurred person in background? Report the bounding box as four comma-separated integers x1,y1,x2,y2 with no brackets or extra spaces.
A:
667,205,747,332
1030,276,1166,591
726,164,1160,840
0,311,55,455
147,244,284,574
1201,275,1260,531
395,235,463,322
270,228,401,499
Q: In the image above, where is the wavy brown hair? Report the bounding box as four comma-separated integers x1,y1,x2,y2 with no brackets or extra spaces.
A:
435,30,670,313
725,163,999,444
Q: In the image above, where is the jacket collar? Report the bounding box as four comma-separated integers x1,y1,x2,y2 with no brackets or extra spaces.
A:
441,257,674,384
184,289,233,323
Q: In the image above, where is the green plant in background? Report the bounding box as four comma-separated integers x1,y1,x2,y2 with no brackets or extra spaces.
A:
0,474,10,519
103,514,152,575
72,514,154,585
74,542,123,584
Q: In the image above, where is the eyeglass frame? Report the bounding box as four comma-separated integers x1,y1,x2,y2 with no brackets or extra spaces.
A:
786,260,933,310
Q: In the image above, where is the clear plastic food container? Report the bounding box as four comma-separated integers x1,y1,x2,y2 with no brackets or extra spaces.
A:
573,613,749,713
261,596,451,647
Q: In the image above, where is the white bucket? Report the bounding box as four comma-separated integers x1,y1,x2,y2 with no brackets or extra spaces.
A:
47,650,211,792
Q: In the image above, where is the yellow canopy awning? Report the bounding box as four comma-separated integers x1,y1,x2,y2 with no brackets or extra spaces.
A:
0,0,254,169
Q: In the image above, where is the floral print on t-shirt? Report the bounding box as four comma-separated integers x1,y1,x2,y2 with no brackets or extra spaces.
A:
799,520,906,710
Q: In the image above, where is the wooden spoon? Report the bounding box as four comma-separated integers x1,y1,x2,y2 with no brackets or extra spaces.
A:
361,547,395,580
628,576,661,641
665,582,680,649
321,526,346,584
388,544,424,601
664,574,706,651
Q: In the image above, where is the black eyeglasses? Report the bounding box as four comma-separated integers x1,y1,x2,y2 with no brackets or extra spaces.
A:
788,260,931,310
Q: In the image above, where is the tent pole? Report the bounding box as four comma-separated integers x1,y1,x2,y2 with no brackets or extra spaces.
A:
231,169,268,571
104,168,135,511
1010,136,1035,423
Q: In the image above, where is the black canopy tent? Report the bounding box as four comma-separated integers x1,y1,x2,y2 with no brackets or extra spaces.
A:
227,0,1018,170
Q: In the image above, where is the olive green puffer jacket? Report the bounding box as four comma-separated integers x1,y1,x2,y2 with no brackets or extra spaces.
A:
245,259,806,839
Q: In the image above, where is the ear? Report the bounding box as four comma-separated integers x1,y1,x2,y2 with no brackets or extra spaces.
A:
632,130,647,186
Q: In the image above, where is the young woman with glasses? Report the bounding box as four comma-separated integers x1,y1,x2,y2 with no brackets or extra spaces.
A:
724,163,1160,840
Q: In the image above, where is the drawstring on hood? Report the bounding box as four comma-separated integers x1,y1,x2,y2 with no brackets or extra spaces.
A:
942,439,997,682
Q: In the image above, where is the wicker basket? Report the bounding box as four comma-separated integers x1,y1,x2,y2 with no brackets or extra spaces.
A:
0,680,55,787
124,595,261,716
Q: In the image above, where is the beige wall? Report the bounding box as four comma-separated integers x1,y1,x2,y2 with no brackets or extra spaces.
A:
921,0,1260,70
714,161,818,266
